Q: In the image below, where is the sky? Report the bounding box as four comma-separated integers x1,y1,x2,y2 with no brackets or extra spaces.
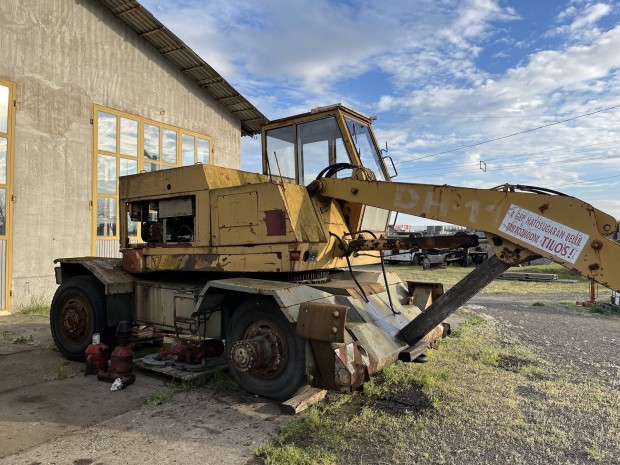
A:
142,0,620,227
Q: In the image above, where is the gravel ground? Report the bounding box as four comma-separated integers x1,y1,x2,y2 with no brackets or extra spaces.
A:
470,292,620,388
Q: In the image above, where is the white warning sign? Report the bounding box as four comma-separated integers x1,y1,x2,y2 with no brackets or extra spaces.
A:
498,205,589,264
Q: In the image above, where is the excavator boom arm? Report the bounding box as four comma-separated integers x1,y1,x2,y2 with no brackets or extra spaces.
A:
316,178,620,292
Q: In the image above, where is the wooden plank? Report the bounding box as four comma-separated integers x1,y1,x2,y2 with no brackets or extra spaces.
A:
400,255,510,345
281,385,328,415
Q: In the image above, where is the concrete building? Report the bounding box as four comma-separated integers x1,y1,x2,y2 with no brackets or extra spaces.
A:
0,0,266,312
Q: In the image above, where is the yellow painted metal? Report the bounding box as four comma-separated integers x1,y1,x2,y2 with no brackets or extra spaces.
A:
118,163,382,273
318,178,620,292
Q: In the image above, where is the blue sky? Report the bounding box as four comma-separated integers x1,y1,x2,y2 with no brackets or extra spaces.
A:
142,0,620,226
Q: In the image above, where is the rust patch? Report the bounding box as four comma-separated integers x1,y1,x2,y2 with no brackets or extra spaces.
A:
297,302,349,343
265,209,287,236
121,248,144,273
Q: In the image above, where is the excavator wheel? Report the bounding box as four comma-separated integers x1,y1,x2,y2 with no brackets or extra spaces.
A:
50,275,109,361
226,297,306,400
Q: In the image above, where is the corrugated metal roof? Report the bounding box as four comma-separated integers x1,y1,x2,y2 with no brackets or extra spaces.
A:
96,0,268,135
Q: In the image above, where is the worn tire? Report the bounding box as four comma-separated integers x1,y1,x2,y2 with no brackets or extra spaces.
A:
226,298,306,400
50,276,109,361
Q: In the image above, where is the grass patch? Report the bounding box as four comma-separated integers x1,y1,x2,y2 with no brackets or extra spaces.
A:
587,303,620,316
16,296,50,315
0,330,12,340
46,361,76,380
178,379,201,392
388,263,598,295
208,369,241,392
145,391,175,407
532,301,545,306
255,406,343,464
257,315,620,464
144,378,210,409
13,334,35,345
558,301,620,317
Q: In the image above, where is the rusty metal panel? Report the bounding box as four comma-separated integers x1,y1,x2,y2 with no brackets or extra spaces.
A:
204,278,333,314
347,234,478,252
310,280,385,298
346,321,405,374
143,251,285,273
265,209,287,236
55,257,136,295
333,341,370,390
297,302,349,343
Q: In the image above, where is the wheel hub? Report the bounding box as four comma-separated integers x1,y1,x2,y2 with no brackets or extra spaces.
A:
231,319,288,380
230,337,273,372
60,296,92,344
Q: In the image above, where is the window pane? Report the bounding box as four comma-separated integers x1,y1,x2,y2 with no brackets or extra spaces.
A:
266,126,296,180
97,112,117,153
127,213,138,236
144,124,160,161
197,138,210,164
0,86,8,134
0,189,5,235
97,154,116,194
162,129,177,164
120,117,138,156
0,137,6,184
182,134,195,166
120,158,138,177
144,163,158,172
96,198,117,237
345,118,386,181
297,117,347,185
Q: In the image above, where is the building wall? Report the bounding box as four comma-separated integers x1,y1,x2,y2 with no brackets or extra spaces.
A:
0,0,242,309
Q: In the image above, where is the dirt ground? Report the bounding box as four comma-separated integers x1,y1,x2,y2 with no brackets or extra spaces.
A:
0,291,618,464
0,314,287,465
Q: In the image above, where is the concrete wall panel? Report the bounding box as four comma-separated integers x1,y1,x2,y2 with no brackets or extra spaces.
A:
0,0,243,308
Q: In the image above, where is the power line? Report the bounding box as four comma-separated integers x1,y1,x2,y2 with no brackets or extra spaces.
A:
549,174,620,188
396,155,619,180
395,143,620,176
394,103,620,166
384,114,574,119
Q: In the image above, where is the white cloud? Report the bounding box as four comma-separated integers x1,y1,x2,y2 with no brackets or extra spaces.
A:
550,2,613,41
140,0,620,218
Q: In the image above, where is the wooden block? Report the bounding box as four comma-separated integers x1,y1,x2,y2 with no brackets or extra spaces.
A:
281,385,327,415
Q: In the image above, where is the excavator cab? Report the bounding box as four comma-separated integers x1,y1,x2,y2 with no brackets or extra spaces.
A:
261,104,392,232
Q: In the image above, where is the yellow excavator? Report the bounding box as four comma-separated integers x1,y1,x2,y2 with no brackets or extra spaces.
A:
51,104,620,400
